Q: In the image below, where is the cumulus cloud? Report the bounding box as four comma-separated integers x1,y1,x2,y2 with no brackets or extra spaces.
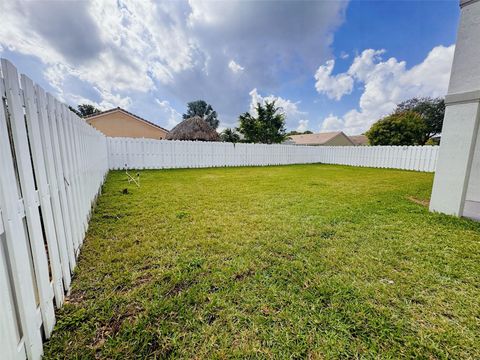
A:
296,120,310,132
317,45,455,134
228,60,244,74
1,0,196,113
95,88,132,109
26,2,104,65
0,0,347,129
155,99,182,128
321,114,344,132
65,90,132,114
314,59,354,100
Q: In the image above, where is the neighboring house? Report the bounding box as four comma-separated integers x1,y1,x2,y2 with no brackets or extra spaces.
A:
85,107,168,139
286,131,355,146
349,135,369,146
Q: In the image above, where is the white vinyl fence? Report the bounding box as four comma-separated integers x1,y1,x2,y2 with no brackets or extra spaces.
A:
0,57,440,360
0,59,108,360
108,137,439,172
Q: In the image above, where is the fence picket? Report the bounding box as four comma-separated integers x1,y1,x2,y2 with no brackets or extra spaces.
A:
109,139,438,173
2,59,56,340
0,206,27,360
35,86,72,290
22,75,65,310
1,58,108,360
0,60,44,360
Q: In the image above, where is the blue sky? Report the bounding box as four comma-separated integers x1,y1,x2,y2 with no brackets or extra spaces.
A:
0,0,459,134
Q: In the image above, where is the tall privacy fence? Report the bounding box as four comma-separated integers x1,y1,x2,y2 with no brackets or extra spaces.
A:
1,57,439,360
0,59,108,359
108,137,439,172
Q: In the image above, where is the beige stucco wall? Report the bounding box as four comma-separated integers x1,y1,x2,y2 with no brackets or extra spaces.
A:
324,134,354,146
87,111,167,139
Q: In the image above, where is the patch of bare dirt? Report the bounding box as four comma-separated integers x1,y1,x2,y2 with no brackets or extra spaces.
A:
233,269,255,281
165,279,196,296
65,290,87,305
90,303,144,352
407,196,430,207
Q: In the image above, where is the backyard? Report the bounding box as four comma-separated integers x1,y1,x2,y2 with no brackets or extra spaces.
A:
43,164,480,359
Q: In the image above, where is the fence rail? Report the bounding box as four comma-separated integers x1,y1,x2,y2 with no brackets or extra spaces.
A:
0,59,108,360
108,137,439,172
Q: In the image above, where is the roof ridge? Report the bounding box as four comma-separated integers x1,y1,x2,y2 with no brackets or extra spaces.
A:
290,131,342,138
85,107,169,132
288,131,355,145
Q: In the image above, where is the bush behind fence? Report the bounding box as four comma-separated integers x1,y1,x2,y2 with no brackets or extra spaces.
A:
108,137,439,172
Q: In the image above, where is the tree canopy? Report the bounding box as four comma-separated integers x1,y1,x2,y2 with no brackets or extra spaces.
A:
394,97,445,144
73,104,101,117
183,100,219,129
237,101,287,144
365,111,427,146
287,130,313,136
220,128,240,143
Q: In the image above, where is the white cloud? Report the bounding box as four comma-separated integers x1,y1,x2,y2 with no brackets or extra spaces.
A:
318,45,455,135
297,120,309,132
0,0,194,109
95,88,132,109
65,90,132,113
0,0,347,128
340,51,349,59
320,114,344,132
155,99,182,128
348,49,386,82
228,60,244,74
314,59,354,100
0,1,65,65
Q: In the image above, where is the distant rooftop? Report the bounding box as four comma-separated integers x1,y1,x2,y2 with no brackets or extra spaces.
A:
288,131,354,145
349,135,369,146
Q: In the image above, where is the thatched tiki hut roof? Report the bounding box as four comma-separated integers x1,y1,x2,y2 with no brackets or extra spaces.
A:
166,116,220,141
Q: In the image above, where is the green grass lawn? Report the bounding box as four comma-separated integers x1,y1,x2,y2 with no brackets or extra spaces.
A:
43,164,480,359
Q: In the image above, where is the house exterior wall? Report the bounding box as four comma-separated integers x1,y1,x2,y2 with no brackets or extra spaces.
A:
324,134,354,146
86,111,167,139
464,119,480,219
349,135,369,146
429,0,480,221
